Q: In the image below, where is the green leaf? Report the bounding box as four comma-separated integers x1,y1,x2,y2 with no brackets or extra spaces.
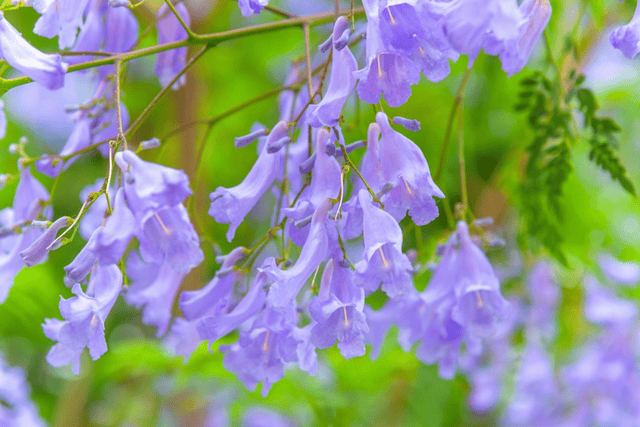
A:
587,138,636,197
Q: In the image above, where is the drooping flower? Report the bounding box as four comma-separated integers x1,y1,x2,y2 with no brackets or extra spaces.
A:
0,12,68,90
262,199,333,309
498,0,552,76
209,122,287,241
0,353,47,427
136,203,204,274
354,189,413,298
306,17,358,127
179,247,247,321
0,167,51,303
597,253,640,286
19,216,72,267
32,0,91,49
238,0,269,16
156,2,191,90
610,3,640,59
196,272,267,343
43,264,122,374
282,128,341,246
115,150,191,219
372,112,444,225
220,306,316,396
309,259,369,359
525,260,558,340
125,252,187,336
441,0,522,65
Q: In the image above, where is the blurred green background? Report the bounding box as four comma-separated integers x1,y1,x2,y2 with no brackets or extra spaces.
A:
1,0,640,425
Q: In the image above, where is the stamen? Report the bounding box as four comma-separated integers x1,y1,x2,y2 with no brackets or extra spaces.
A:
343,306,349,327
386,7,396,25
403,178,413,195
155,213,171,235
476,291,484,308
379,247,389,268
377,56,383,78
262,331,270,352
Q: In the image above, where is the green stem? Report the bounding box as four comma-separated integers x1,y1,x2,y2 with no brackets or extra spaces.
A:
0,7,364,95
162,0,195,38
456,103,468,222
434,67,472,183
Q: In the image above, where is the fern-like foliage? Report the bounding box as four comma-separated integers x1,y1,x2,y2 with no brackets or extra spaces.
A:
515,69,635,265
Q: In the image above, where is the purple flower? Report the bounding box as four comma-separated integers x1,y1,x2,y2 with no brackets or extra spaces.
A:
0,167,51,302
220,307,315,396
43,264,122,374
64,245,97,286
242,407,298,427
306,17,358,127
164,318,202,361
103,4,139,53
0,354,47,427
525,260,558,339
441,0,522,65
450,222,510,335
583,275,638,328
499,0,552,76
125,252,186,336
209,122,287,241
502,343,561,426
0,12,68,89
19,216,72,267
372,112,444,225
179,247,247,321
283,128,341,246
262,199,333,309
32,0,91,49
115,150,191,219
136,203,204,274
355,53,421,107
597,253,640,286
354,189,413,298
84,188,136,265
196,272,267,343
610,3,640,59
310,259,369,359
156,3,191,90
238,0,268,16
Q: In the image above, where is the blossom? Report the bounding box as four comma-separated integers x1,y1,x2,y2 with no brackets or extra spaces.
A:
441,0,522,65
32,0,91,49
597,253,640,286
179,247,247,321
43,264,122,374
306,17,358,127
263,199,333,308
125,252,187,336
354,189,413,298
209,122,287,241
196,272,267,343
310,259,369,359
372,112,444,225
0,12,67,90
115,150,191,219
19,216,72,267
0,167,51,302
220,306,316,396
238,0,269,16
499,0,552,76
156,3,191,90
0,354,47,427
136,203,204,274
610,3,640,59
525,260,558,339
583,275,638,328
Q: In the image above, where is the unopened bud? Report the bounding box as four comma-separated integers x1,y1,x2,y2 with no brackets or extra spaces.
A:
8,144,18,154
234,128,269,148
392,116,421,132
141,137,161,150
299,153,317,175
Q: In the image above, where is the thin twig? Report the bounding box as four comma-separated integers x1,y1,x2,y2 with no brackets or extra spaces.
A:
114,61,128,150
434,67,473,182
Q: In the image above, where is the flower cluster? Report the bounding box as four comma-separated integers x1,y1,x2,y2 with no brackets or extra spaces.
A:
2,0,640,424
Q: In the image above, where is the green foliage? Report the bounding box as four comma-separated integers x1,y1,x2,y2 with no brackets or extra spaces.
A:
515,68,635,265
